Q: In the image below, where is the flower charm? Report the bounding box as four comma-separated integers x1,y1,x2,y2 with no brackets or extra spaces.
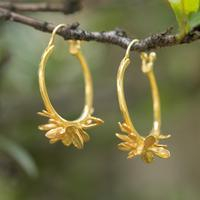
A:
141,135,171,163
116,122,171,163
38,110,103,149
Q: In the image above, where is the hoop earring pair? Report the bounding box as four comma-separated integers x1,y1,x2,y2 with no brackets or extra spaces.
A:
37,24,171,163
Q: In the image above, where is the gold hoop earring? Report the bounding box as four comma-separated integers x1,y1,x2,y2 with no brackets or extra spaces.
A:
38,24,103,149
116,40,171,163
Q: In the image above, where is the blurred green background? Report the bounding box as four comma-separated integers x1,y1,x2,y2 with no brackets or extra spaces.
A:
0,0,200,200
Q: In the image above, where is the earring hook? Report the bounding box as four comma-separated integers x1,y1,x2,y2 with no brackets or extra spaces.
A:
124,39,139,59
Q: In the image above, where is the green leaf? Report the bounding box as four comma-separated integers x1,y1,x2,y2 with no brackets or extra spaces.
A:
168,0,189,35
0,136,38,178
189,11,200,29
168,0,200,37
183,0,199,14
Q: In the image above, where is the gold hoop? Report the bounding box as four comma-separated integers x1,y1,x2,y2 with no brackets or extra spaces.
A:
116,40,171,163
38,24,103,149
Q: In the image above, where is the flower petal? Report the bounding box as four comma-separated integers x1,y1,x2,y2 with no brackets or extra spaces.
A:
82,116,104,128
37,112,49,118
144,135,156,149
49,138,59,144
118,142,132,151
37,110,51,117
62,133,72,146
129,133,137,141
127,150,136,159
49,118,61,125
45,127,65,139
154,143,168,148
118,122,132,133
150,147,170,159
72,129,84,149
142,151,154,163
116,133,132,142
38,123,57,131
79,129,90,142
89,116,104,125
159,134,171,139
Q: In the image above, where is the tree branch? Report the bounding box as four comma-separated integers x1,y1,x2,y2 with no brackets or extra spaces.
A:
0,1,82,14
0,7,199,52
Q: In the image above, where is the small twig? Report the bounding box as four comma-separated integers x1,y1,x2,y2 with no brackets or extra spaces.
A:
0,7,199,52
0,1,82,15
